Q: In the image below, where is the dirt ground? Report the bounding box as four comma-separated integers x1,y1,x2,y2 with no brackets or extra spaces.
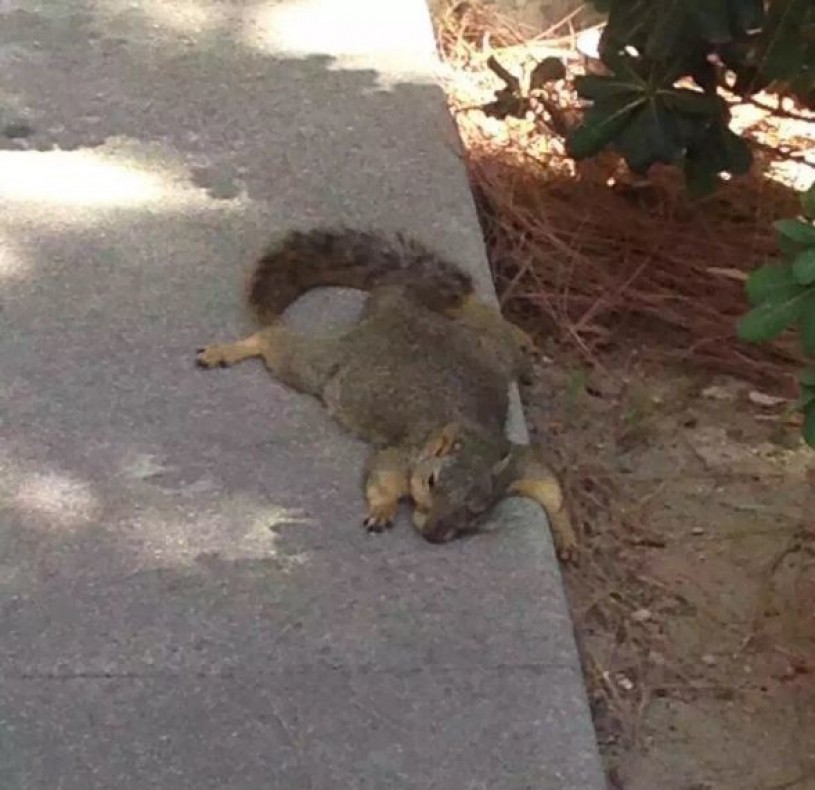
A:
520,349,815,790
424,4,815,785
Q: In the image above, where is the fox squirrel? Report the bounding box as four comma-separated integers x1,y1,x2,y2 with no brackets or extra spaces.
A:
196,228,577,561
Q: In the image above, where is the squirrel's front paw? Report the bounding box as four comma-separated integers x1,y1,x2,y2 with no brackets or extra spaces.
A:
196,344,234,369
363,503,397,534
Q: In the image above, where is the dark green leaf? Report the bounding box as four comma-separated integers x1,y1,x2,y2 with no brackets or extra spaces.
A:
689,0,733,42
615,102,685,172
529,57,566,89
745,262,796,305
684,156,722,197
639,2,693,60
566,97,644,159
573,75,643,101
730,62,769,97
683,119,753,192
775,218,815,246
569,48,743,181
597,50,649,86
600,1,690,64
792,248,815,285
737,289,808,342
729,0,767,34
720,127,752,175
759,0,811,81
787,69,815,110
802,183,815,220
689,58,720,94
661,89,723,116
800,294,815,355
803,403,815,448
801,388,815,410
801,368,815,387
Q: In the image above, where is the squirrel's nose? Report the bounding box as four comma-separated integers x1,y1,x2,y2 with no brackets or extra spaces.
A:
420,517,461,544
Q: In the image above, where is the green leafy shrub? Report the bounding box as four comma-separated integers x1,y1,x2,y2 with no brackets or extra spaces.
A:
738,183,815,447
478,1,815,445
551,2,815,446
566,0,815,194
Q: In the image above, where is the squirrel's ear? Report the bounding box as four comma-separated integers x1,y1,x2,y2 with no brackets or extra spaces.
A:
424,422,461,457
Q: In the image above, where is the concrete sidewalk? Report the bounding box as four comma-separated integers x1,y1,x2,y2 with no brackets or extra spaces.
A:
0,1,606,787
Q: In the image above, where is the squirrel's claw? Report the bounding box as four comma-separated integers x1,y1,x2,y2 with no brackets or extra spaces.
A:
363,504,397,533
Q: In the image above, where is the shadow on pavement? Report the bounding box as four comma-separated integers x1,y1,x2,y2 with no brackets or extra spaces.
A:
0,3,604,787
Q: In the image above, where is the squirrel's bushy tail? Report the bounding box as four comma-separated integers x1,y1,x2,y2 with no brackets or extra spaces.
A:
247,228,475,324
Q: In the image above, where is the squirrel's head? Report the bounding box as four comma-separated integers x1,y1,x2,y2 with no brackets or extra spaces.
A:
409,422,514,544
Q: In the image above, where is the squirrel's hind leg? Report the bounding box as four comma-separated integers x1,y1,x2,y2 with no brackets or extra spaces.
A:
196,331,272,369
196,325,343,396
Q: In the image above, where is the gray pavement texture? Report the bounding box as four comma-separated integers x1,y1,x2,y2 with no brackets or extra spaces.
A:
0,1,606,788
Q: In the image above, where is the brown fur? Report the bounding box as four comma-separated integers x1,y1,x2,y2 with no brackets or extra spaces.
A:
198,228,577,561
247,228,474,324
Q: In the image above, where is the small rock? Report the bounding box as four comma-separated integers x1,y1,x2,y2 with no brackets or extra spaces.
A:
777,664,797,681
649,650,666,666
701,384,737,401
616,674,635,692
687,426,777,475
706,266,748,282
691,526,705,535
748,390,787,408
631,608,653,623
701,653,717,666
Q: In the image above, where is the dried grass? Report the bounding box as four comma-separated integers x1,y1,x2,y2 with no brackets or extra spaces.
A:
435,1,815,396
431,2,815,767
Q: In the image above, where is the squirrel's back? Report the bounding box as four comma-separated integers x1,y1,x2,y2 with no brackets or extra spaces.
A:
247,228,475,324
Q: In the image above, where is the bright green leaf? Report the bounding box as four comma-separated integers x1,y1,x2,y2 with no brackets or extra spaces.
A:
802,183,815,220
778,234,805,258
745,262,796,305
775,218,815,246
803,404,815,448
737,290,808,342
792,248,815,285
